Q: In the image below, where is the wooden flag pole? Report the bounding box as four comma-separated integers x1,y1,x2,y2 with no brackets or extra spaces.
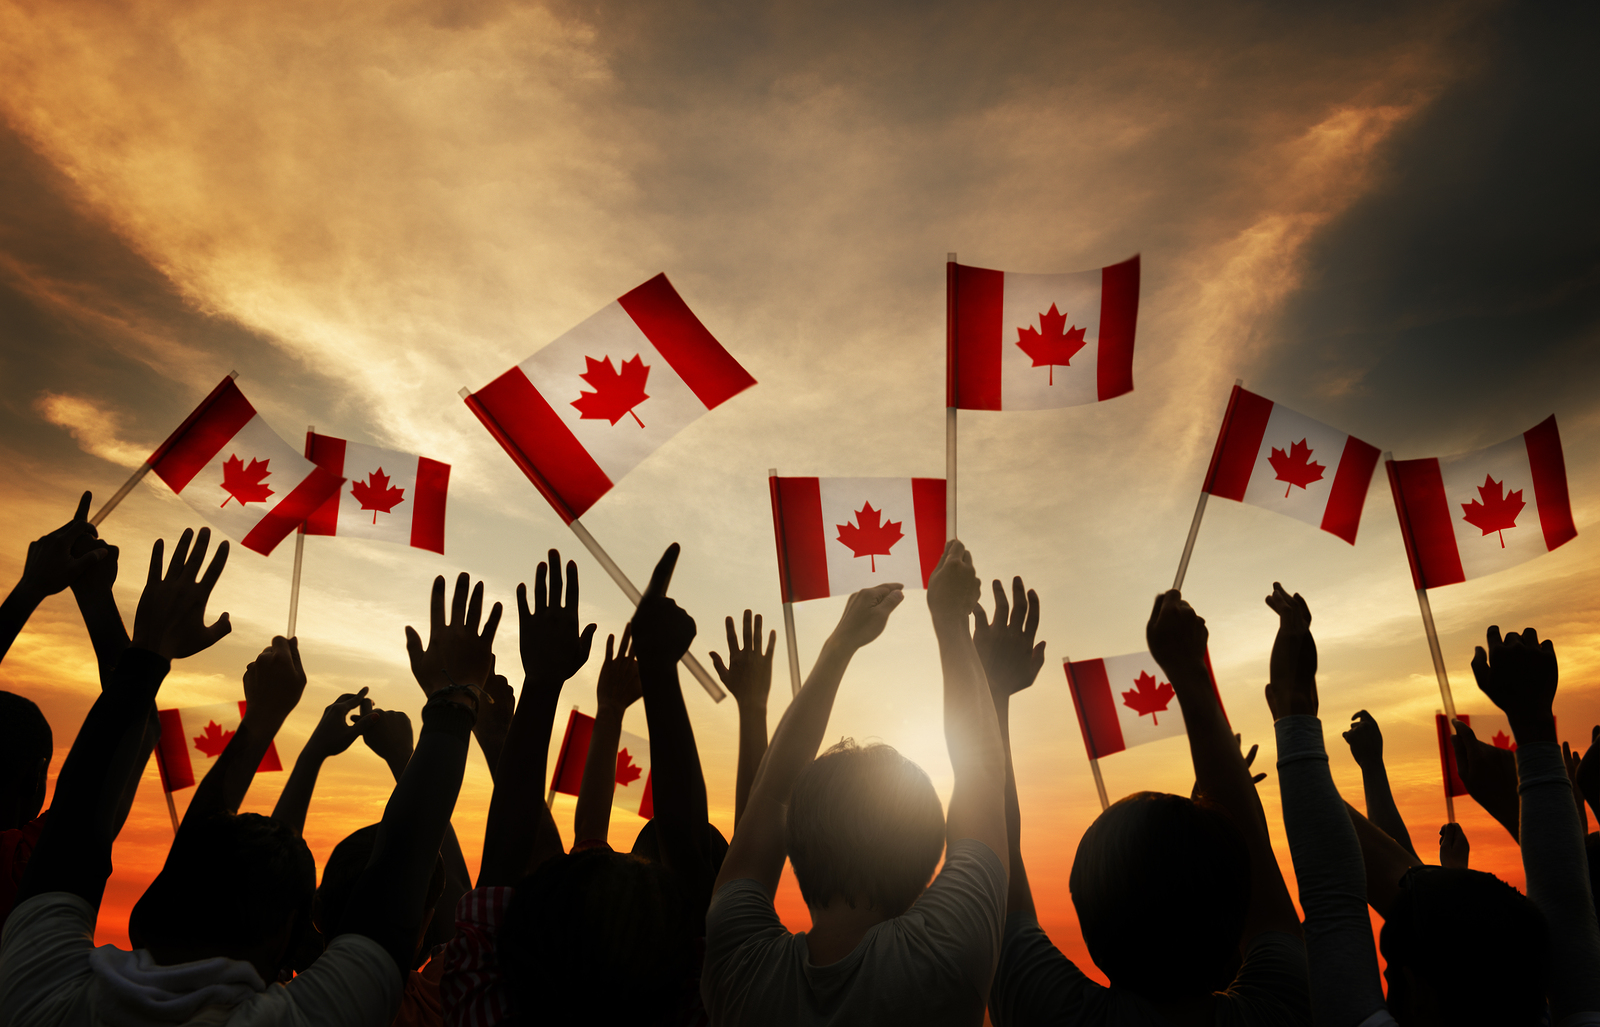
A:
163,789,180,835
1172,378,1243,591
1415,587,1458,722
946,252,958,542
91,370,239,527
1064,657,1111,811
285,425,313,638
768,469,804,697
460,387,727,703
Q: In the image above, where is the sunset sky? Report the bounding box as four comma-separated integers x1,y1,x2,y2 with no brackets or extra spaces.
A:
2,0,1598,983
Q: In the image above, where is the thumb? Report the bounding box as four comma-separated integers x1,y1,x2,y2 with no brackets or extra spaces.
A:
710,651,728,680
405,625,424,664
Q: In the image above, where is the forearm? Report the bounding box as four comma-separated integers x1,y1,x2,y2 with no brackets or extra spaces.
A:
479,678,563,886
1345,802,1421,918
19,647,170,907
995,697,1034,917
733,699,768,827
936,620,1006,852
574,704,625,845
639,657,709,838
185,711,285,822
1355,760,1418,859
270,748,328,837
0,583,43,664
472,725,505,781
72,586,129,688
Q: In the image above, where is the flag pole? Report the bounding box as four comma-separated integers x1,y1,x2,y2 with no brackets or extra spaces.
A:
1064,657,1111,811
163,789,180,834
286,425,313,638
768,469,804,697
461,387,727,703
1172,378,1243,590
91,370,240,526
946,252,958,542
1384,450,1459,723
1089,758,1110,812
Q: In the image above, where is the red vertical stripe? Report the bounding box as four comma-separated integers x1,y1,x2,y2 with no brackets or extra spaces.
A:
911,478,947,588
952,264,1004,410
302,433,347,537
155,708,194,791
618,274,756,410
1388,457,1464,589
1320,435,1380,544
410,457,451,554
1064,659,1125,758
1524,415,1577,553
239,465,345,556
773,477,829,601
639,773,654,820
467,367,614,524
1202,386,1273,501
1437,713,1469,798
1096,255,1139,401
150,382,257,494
551,709,594,796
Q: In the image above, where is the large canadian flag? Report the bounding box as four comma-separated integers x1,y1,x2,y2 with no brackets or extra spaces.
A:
152,702,282,792
769,476,947,601
302,433,451,554
1435,712,1544,799
465,275,757,523
1202,385,1381,544
148,378,345,556
947,256,1139,410
549,709,653,818
1064,651,1224,758
1389,416,1576,589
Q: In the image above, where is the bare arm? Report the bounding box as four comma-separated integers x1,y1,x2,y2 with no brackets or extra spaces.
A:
711,610,776,827
1,492,107,666
1344,801,1422,917
574,628,639,846
1341,710,1419,860
269,689,375,836
185,635,306,824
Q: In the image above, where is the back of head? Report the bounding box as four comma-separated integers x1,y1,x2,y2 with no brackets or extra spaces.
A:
1070,791,1250,1002
315,823,445,969
500,849,694,1026
0,691,52,828
1380,866,1548,1025
130,812,316,971
785,739,945,916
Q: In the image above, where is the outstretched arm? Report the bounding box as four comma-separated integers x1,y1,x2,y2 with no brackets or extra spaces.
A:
575,627,640,846
184,635,307,824
711,610,776,827
269,689,376,836
1341,710,1419,860
1,493,108,666
714,579,904,897
1344,801,1423,917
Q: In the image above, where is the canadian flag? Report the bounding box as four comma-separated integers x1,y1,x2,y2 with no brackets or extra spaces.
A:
1201,385,1381,544
301,433,451,554
549,709,653,818
1064,651,1224,758
152,702,282,793
769,476,947,602
947,256,1139,410
1435,712,1548,799
1389,416,1576,589
465,275,756,524
147,378,345,556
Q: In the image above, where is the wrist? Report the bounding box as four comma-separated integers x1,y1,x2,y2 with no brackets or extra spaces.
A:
595,700,628,721
9,577,47,607
1508,711,1558,745
929,610,970,637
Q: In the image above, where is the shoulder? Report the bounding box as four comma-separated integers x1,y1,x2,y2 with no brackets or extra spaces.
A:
702,880,791,995
988,912,1100,1023
277,934,402,1027
0,895,97,1027
1218,931,1311,1021
908,839,1007,928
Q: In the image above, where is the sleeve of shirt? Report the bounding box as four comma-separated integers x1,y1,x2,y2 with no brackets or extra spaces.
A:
0,893,96,1027
279,933,402,1027
986,911,1095,1027
1220,930,1312,1026
904,839,1008,992
439,886,515,1027
700,878,788,1018
1516,741,1600,1021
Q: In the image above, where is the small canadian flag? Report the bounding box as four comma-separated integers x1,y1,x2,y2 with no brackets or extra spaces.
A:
301,433,451,554
549,709,653,818
769,476,947,601
1435,712,1549,799
1064,651,1225,758
465,274,757,524
1202,385,1381,545
152,702,282,793
948,256,1139,410
148,378,345,556
1389,416,1576,589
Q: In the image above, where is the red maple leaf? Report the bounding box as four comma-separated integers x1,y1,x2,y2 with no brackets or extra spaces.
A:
350,467,406,524
615,747,643,787
1491,730,1518,751
1121,671,1176,725
835,502,904,573
571,354,651,427
1015,304,1088,385
193,720,234,757
219,454,273,508
1460,475,1525,548
1266,439,1326,498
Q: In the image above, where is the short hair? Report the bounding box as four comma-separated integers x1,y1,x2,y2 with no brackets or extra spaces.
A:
499,848,694,1025
785,739,945,915
130,812,316,970
314,823,446,969
1070,791,1250,1001
0,692,52,775
630,819,730,870
1380,866,1548,1024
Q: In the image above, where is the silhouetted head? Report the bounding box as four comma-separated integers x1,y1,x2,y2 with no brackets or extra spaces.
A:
500,848,694,1025
1070,791,1250,1002
314,823,447,969
1380,866,1547,1025
785,739,945,917
631,819,730,871
130,812,316,980
0,691,52,831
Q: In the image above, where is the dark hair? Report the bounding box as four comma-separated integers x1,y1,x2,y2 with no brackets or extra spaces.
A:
314,823,447,969
1070,791,1250,1001
130,812,316,970
500,849,694,1025
0,692,52,772
630,819,730,869
785,739,945,915
1380,866,1548,1024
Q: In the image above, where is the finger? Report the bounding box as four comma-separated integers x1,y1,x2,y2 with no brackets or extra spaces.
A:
579,622,596,653
725,616,739,657
405,625,424,665
198,540,230,595
482,602,504,645
429,575,447,634
605,633,616,663
517,582,531,624
184,527,212,581
742,608,753,650
644,543,680,600
1486,625,1504,653
991,579,1011,628
880,590,906,615
1010,577,1027,630
147,537,164,587
467,580,484,631
1150,591,1168,627
168,527,194,577
766,628,777,660
206,612,232,644
1471,646,1489,686
71,490,93,523
546,550,562,609
450,572,470,626
1252,772,1267,785
1023,588,1040,641
565,558,579,612
710,651,728,680
288,636,303,677
1244,743,1259,766
619,622,632,659
534,561,549,614
753,613,764,649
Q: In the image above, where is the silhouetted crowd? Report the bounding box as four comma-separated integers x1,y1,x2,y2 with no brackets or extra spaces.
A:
3,494,1599,1026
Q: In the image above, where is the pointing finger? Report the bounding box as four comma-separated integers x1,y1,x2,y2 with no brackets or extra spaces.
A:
644,543,680,600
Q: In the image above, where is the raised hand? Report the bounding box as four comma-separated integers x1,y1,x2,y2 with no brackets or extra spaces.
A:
710,611,775,710
1263,583,1317,720
363,708,415,774
1471,626,1559,742
517,549,596,688
973,576,1045,701
242,636,308,725
130,528,231,660
19,492,107,599
631,544,696,666
1439,822,1470,868
1146,589,1208,675
598,625,643,713
304,688,377,760
405,572,503,702
68,532,118,599
926,539,978,628
472,655,516,774
1451,718,1521,841
830,582,905,651
1241,734,1267,785
1343,710,1384,768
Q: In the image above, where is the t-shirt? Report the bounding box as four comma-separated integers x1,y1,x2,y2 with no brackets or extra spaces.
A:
0,892,401,1027
701,838,1007,1026
988,914,1311,1026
